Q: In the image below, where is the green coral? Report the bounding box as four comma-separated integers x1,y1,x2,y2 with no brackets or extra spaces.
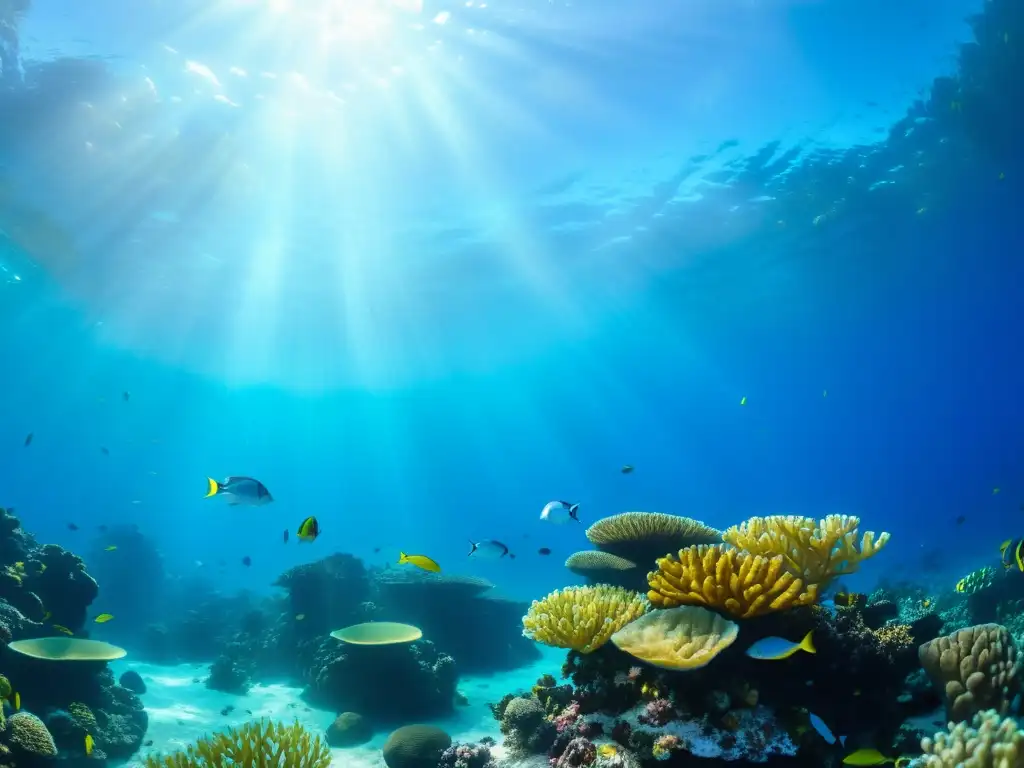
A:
142,720,330,768
68,702,98,733
6,712,58,757
0,676,11,700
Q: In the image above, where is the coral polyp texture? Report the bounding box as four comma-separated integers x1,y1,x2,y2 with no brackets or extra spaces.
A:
646,544,818,618
141,719,331,768
920,709,1024,767
722,514,890,587
522,585,650,653
584,512,722,565
918,623,1021,722
610,604,739,670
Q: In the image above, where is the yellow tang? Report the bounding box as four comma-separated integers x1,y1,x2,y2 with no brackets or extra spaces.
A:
52,625,74,636
94,614,114,624
841,749,910,766
398,552,441,573
85,734,94,756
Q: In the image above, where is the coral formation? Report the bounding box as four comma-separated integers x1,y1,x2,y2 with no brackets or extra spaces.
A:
437,742,496,768
919,623,1021,721
647,544,818,618
207,654,252,694
498,696,555,755
326,712,373,747
565,552,641,590
920,709,1024,766
142,719,330,768
119,669,146,694
382,724,452,768
3,711,57,758
610,605,739,670
522,585,650,653
585,512,722,568
331,621,423,645
723,514,890,587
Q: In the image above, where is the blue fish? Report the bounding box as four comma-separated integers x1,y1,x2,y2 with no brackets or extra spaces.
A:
746,630,816,660
809,713,836,744
204,476,273,506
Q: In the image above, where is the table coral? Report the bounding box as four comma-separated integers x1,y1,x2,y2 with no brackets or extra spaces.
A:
647,544,818,618
584,512,722,568
522,586,650,653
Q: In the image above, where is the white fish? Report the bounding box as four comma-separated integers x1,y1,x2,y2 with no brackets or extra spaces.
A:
540,500,580,525
468,539,514,559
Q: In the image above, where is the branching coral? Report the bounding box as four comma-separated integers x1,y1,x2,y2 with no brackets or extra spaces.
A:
141,719,331,768
522,586,650,653
920,709,1024,766
722,514,889,587
919,623,1021,722
647,545,818,618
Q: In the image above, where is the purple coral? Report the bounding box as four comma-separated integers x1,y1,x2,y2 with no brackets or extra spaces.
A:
555,737,596,768
639,698,674,727
439,742,495,768
553,702,580,733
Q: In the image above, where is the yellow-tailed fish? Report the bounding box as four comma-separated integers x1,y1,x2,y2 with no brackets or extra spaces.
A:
204,476,273,506
53,624,73,636
398,552,441,573
841,749,908,766
104,545,117,551
740,396,747,405
297,516,320,543
745,630,815,660
94,613,114,623
999,539,1024,572
85,733,94,756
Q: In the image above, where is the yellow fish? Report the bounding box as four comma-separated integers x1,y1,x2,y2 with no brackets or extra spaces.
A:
94,613,114,624
295,614,306,621
85,733,94,756
740,396,747,406
597,745,617,758
398,552,441,573
53,624,73,636
104,545,117,551
841,749,910,766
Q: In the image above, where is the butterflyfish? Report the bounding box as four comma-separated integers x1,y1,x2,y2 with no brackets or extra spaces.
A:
745,630,816,660
297,516,320,542
540,501,580,525
204,476,273,506
398,552,441,573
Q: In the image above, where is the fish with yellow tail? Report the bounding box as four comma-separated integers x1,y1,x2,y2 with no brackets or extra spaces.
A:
203,476,273,507
85,734,94,756
296,516,320,543
745,630,815,660
398,552,441,573
1000,538,1024,571
841,748,910,766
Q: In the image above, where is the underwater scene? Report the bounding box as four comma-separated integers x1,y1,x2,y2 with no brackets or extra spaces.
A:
1,0,1024,766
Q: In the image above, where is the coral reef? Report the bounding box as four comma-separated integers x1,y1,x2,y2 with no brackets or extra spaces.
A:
382,724,452,768
522,586,650,653
207,654,252,695
919,623,1020,722
585,512,722,571
920,709,1024,766
325,712,373,747
437,742,496,768
141,719,330,768
2,711,57,759
119,670,146,694
610,605,739,670
565,552,641,591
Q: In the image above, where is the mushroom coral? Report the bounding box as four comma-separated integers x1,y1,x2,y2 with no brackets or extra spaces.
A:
610,605,739,670
330,622,423,645
6,637,126,661
522,585,650,653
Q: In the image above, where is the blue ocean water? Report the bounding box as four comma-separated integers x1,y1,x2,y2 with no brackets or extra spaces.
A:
0,0,1022,758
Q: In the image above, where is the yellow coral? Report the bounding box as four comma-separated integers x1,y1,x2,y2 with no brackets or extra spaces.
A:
722,514,889,587
873,624,914,651
141,719,331,768
647,545,819,619
610,605,739,670
522,585,650,653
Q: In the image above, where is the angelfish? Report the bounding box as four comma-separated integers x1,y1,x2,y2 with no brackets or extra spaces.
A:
203,476,273,506
468,539,514,559
540,501,580,525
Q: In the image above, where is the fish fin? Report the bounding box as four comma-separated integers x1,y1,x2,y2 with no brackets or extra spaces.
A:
204,477,220,498
467,540,477,556
569,504,580,518
398,552,408,564
799,630,816,654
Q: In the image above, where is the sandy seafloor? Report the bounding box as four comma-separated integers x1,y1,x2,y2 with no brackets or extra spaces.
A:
111,649,565,767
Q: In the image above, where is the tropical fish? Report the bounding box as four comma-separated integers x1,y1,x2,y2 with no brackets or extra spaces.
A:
841,748,909,766
597,745,617,758
2,687,19,711
42,611,51,621
808,712,845,745
52,624,73,635
739,396,747,405
94,613,114,623
745,630,815,660
104,546,117,552
620,465,634,474
1000,538,1024,571
123,391,130,402
540,501,581,525
538,547,552,556
67,522,79,531
241,556,252,567
994,487,1001,495
14,562,24,571
282,529,289,544
833,592,865,608
24,433,32,447
399,552,441,573
468,539,514,559
823,389,827,397
85,734,94,756
297,516,320,543
204,476,273,506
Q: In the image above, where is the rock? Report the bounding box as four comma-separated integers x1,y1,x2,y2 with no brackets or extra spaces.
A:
119,670,146,694
326,712,373,748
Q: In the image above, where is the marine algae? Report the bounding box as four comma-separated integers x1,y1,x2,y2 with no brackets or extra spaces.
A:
142,719,331,768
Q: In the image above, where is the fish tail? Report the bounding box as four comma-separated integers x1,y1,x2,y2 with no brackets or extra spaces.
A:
799,630,816,654
204,477,220,498
569,504,580,517
467,540,477,556
398,552,408,564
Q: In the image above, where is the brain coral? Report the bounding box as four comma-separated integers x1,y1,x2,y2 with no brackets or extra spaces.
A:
382,725,452,768
6,712,58,757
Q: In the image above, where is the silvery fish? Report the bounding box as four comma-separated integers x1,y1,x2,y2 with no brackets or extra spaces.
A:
204,476,273,506
468,539,514,559
540,500,581,525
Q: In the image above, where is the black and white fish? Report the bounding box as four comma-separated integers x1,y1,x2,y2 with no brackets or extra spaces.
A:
468,539,515,559
540,500,580,525
203,476,273,506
